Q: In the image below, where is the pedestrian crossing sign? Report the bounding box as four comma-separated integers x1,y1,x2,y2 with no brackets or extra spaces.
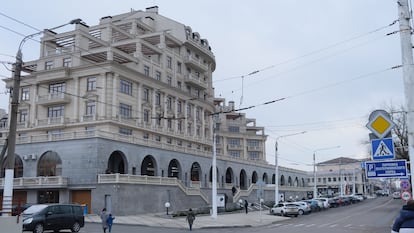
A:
371,137,395,160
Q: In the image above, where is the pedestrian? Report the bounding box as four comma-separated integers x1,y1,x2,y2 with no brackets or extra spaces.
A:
107,213,115,233
392,199,414,233
186,208,196,231
100,208,109,233
244,200,248,214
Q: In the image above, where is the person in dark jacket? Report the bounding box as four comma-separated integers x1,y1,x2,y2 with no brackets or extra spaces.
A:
244,200,249,214
186,208,196,231
392,199,414,233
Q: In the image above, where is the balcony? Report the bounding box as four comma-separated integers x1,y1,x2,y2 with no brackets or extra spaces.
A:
36,92,71,105
184,74,207,89
36,116,68,127
227,144,243,150
0,176,68,189
183,55,208,72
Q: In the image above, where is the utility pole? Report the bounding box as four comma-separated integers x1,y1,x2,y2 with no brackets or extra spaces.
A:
211,114,218,219
398,0,414,189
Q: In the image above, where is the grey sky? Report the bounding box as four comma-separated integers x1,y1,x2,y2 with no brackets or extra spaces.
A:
0,1,405,171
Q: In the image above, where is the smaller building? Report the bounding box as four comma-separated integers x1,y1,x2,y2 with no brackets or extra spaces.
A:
308,157,368,197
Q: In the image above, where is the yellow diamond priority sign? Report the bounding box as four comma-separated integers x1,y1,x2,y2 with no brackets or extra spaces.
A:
366,110,396,139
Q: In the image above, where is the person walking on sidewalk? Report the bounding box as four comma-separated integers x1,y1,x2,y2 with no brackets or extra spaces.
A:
244,200,249,214
100,208,109,233
392,199,414,233
107,213,115,233
186,208,196,231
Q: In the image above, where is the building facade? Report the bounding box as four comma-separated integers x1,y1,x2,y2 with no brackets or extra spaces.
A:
307,157,368,197
0,7,310,215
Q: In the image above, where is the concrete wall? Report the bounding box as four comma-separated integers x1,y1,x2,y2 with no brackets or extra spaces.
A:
0,216,22,233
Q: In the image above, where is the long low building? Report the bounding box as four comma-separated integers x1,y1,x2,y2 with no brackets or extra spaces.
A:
0,6,310,215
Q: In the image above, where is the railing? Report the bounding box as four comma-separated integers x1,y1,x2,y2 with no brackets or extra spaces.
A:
36,92,71,104
0,176,68,188
98,174,208,202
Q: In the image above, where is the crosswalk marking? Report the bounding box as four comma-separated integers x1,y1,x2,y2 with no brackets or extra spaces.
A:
267,223,359,229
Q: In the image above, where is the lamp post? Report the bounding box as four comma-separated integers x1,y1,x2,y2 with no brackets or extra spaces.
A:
1,18,82,216
165,202,170,215
275,131,306,205
313,146,340,199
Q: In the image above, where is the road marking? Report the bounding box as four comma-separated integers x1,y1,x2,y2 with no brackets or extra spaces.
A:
344,224,352,227
294,224,305,227
306,224,315,227
329,224,337,228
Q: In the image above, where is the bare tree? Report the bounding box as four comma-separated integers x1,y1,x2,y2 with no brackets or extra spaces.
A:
387,104,409,160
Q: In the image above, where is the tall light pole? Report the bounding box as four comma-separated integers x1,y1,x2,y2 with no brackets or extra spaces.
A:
275,131,306,204
211,114,219,219
313,146,340,199
398,0,414,189
1,18,82,216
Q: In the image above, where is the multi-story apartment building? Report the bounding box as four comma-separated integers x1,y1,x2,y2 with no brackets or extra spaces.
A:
307,157,368,197
0,6,309,215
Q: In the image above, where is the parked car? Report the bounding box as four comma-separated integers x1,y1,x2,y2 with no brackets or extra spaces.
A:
314,198,330,209
393,191,401,199
270,203,299,217
304,200,321,212
22,203,85,233
293,201,311,215
328,198,339,208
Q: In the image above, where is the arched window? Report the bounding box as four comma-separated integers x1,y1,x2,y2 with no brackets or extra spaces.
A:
225,167,233,184
190,162,201,181
168,159,181,179
141,155,157,176
1,155,23,178
251,171,258,184
37,151,62,176
107,151,127,174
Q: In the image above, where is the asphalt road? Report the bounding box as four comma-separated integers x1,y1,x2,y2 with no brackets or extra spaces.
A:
80,196,402,233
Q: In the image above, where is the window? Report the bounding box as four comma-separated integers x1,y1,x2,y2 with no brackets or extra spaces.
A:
87,77,96,91
120,79,132,95
63,57,71,67
49,83,65,93
328,177,331,182
247,140,259,147
119,103,132,118
228,138,240,146
48,106,64,118
144,66,150,76
228,126,239,133
229,150,240,158
156,113,162,126
196,125,201,136
196,108,201,121
177,62,182,73
143,109,149,122
166,97,172,110
45,61,53,70
21,87,30,101
178,120,182,132
167,56,172,69
143,88,150,102
167,119,172,129
177,81,182,89
177,101,182,113
249,151,259,160
155,92,161,106
167,137,172,144
86,101,96,115
333,177,337,182
19,109,27,122
155,71,161,81
143,132,149,139
167,75,172,86
119,127,132,135
155,135,161,141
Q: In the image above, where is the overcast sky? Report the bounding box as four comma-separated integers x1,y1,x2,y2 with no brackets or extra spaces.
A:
0,1,406,171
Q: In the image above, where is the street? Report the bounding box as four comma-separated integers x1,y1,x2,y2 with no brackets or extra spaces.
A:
77,197,402,233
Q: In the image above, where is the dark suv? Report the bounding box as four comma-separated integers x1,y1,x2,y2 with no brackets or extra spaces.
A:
22,203,84,233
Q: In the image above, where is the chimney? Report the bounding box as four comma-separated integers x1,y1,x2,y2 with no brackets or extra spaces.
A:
146,6,159,14
229,101,235,111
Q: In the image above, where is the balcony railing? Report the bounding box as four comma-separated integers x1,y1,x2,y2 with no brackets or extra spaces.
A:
184,74,207,89
0,176,68,189
36,92,71,105
183,55,208,72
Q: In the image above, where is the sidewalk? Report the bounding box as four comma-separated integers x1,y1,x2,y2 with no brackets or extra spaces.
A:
85,210,289,229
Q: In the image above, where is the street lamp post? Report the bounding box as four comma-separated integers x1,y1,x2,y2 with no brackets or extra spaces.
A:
1,19,82,216
275,131,306,204
313,146,340,199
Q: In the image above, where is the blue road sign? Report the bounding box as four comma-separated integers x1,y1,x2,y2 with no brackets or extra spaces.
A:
365,160,407,179
371,137,395,160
